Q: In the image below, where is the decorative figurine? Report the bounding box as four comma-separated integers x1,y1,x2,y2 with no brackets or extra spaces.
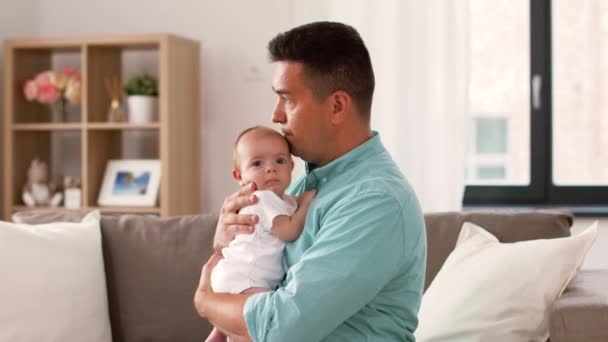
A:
22,158,63,207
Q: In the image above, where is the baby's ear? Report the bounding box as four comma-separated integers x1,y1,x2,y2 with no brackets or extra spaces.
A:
232,169,243,184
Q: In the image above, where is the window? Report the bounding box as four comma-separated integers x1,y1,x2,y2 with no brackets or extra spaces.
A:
466,116,510,184
463,0,608,213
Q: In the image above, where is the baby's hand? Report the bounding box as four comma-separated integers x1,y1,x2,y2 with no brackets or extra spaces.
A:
271,190,316,242
296,190,316,213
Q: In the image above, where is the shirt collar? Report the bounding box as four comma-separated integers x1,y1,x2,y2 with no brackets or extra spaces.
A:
304,131,383,184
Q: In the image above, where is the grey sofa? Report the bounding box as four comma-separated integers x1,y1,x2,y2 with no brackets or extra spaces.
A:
14,210,608,342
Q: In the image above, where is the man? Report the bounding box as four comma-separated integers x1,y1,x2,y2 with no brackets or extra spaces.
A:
194,21,427,342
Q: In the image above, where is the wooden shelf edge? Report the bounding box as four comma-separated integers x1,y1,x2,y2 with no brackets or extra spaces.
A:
11,123,161,131
87,206,161,214
11,206,84,213
6,33,177,49
12,123,83,131
12,205,161,214
86,122,161,130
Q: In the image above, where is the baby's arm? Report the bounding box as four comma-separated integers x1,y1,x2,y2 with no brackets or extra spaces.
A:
271,191,315,242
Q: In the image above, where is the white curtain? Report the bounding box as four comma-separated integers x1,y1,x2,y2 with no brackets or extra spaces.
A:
292,0,469,212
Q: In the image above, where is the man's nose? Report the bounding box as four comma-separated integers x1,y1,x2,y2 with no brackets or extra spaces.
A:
272,105,286,123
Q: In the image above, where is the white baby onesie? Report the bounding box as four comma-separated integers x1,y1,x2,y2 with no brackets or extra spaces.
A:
211,190,298,294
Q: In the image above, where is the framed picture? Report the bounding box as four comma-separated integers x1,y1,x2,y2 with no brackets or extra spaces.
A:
97,159,161,207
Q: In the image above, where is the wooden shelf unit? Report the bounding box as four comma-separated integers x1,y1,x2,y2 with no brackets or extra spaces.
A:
3,34,201,220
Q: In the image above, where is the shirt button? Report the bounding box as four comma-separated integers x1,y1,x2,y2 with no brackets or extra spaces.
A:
321,177,327,183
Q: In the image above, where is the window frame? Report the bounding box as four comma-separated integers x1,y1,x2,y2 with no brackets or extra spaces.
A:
463,0,608,214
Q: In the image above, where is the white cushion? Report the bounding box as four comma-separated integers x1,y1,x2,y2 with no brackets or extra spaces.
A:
415,221,598,342
0,211,112,342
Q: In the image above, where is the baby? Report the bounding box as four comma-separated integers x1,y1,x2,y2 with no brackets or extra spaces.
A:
206,126,315,342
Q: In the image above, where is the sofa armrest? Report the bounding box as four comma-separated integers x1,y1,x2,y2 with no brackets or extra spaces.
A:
549,270,608,342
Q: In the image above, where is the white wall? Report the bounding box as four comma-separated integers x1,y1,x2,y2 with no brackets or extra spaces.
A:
0,0,39,214
35,0,295,213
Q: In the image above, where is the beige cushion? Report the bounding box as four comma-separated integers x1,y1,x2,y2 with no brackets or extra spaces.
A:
14,211,217,341
424,210,573,290
416,221,597,342
0,211,112,342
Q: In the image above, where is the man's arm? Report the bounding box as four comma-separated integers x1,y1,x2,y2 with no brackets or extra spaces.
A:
193,182,260,340
244,192,424,342
196,293,252,340
194,254,253,341
272,191,315,241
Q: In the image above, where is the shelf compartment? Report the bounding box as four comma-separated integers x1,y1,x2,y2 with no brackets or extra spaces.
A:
86,45,159,123
10,47,83,124
85,129,160,209
11,131,82,208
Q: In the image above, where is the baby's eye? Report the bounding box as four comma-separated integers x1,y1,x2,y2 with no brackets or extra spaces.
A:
276,158,285,164
252,161,262,167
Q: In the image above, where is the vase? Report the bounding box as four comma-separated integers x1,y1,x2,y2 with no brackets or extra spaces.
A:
127,95,158,123
50,98,68,123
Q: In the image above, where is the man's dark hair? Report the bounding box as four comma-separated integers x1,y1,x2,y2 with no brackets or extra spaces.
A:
268,21,375,118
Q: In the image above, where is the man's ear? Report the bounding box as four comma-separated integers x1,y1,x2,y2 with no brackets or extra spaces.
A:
328,90,351,125
232,169,243,184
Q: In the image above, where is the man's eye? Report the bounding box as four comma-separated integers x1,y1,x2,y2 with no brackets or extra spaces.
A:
252,161,262,167
276,158,285,164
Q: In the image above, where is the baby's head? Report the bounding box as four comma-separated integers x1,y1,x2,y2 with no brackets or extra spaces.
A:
232,126,294,196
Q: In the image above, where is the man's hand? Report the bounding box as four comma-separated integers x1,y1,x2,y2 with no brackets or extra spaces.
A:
194,252,223,318
213,183,259,252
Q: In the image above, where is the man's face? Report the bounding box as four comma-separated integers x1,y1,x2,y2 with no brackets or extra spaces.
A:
271,61,331,165
234,131,293,197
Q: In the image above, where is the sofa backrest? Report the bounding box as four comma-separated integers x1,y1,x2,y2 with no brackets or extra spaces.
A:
423,210,573,291
13,209,574,340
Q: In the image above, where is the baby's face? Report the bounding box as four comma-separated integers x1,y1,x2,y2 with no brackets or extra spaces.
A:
235,131,293,196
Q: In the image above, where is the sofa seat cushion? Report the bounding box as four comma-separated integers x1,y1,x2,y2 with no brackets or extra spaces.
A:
549,270,608,342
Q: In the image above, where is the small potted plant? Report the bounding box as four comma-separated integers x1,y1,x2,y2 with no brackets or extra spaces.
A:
123,73,158,123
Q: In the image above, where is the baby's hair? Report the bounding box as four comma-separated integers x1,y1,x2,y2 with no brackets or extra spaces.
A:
232,126,290,169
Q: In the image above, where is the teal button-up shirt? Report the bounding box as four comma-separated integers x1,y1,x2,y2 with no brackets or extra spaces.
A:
244,132,427,342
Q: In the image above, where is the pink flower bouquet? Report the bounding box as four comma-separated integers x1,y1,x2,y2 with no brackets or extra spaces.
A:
23,68,82,105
